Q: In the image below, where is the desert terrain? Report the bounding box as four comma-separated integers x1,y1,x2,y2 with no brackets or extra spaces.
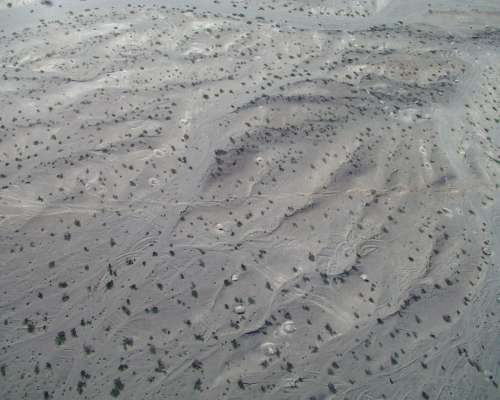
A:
0,0,499,399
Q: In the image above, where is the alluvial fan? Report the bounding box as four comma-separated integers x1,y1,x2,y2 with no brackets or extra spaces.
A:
0,1,499,399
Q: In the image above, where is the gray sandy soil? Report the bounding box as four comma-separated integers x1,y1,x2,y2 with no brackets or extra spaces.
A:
0,0,499,399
